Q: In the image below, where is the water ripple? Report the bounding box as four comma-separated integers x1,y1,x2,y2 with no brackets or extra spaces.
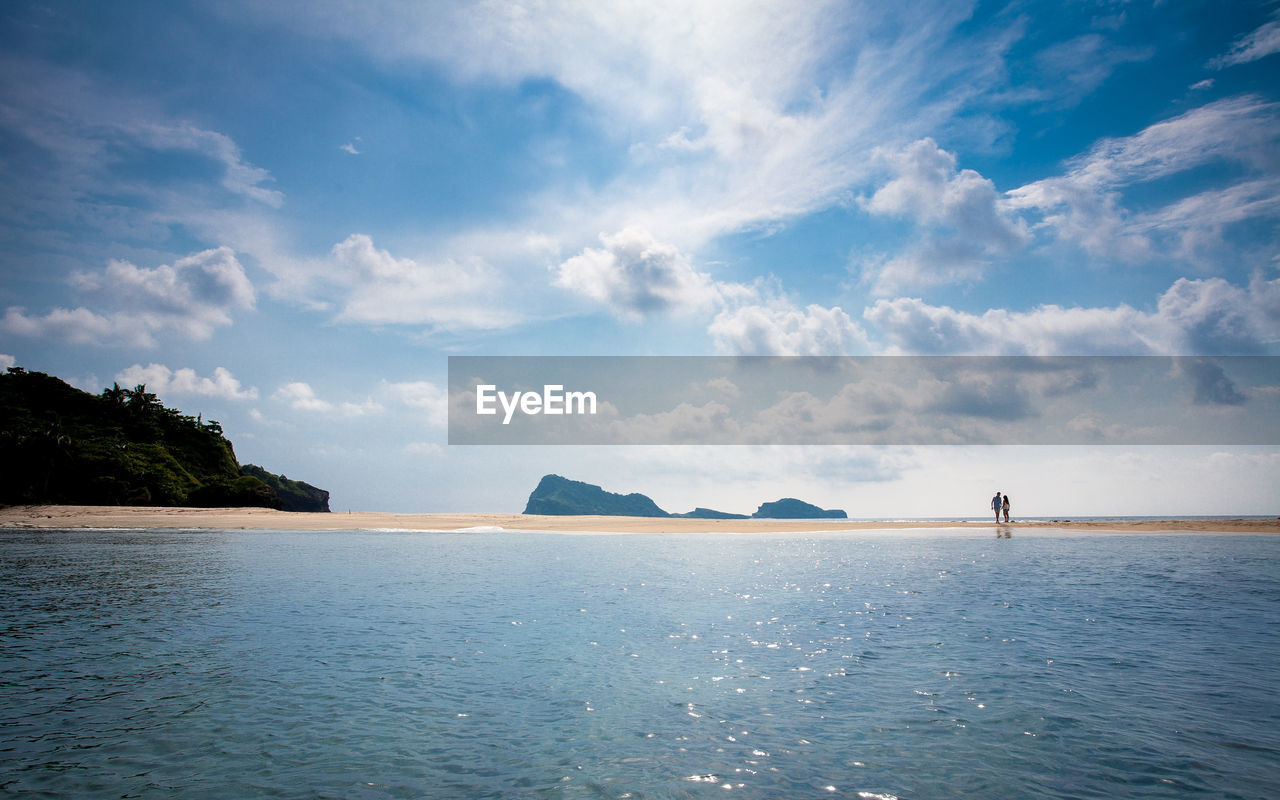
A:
1,529,1278,798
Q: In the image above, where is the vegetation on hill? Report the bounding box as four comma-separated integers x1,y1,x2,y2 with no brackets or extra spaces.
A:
241,464,330,512
523,474,669,516
672,507,750,519
523,474,844,520
0,367,328,510
752,498,847,519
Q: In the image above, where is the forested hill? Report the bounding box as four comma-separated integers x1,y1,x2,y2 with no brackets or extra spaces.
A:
0,367,328,511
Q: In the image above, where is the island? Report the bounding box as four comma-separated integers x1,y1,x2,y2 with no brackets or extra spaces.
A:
0,367,329,511
523,474,845,519
752,498,847,519
522,474,668,517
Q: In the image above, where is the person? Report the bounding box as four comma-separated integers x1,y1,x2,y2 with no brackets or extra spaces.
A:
991,491,1002,523
1002,493,1010,523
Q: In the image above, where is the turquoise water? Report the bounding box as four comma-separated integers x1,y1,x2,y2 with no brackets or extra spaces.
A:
1,529,1278,799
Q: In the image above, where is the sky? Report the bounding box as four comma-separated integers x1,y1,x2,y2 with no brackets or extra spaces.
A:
1,0,1278,517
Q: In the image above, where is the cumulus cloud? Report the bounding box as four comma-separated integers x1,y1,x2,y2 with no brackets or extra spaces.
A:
860,138,1029,293
1209,15,1280,69
330,234,512,331
1006,96,1280,261
1178,358,1247,406
1157,275,1280,354
733,371,1046,445
865,274,1280,355
709,300,870,355
274,382,333,412
554,227,728,318
605,401,738,444
1,247,255,347
0,354,14,370
382,380,448,428
114,364,258,401
273,381,384,416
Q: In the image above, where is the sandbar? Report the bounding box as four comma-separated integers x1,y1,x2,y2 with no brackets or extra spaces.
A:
0,505,1277,533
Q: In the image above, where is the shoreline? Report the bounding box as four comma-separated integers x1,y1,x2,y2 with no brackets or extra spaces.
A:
1,505,1278,534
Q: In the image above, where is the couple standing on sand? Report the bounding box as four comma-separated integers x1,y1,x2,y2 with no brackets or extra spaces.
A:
992,491,1011,523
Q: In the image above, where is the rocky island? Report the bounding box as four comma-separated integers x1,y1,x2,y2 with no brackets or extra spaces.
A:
523,474,846,519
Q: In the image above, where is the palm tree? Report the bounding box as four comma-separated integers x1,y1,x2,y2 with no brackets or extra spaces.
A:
103,382,127,406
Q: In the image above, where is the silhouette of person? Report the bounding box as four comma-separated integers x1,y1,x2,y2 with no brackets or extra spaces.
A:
992,491,1002,523
1002,493,1010,523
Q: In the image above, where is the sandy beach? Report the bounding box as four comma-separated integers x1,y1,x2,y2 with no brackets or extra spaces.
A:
1,505,1277,533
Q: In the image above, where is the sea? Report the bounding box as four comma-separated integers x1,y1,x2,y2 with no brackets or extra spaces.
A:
1,527,1277,800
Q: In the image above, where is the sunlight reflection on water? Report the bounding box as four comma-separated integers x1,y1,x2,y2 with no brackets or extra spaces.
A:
1,529,1278,799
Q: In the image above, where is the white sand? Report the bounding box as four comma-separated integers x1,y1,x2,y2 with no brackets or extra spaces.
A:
1,505,1276,533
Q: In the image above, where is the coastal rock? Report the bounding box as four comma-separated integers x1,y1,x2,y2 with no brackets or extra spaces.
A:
751,498,847,519
523,474,669,517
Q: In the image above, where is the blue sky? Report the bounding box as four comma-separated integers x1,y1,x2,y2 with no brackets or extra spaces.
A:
2,1,1278,516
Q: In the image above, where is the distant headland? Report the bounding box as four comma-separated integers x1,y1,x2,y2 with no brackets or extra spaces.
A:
0,367,329,512
523,474,847,519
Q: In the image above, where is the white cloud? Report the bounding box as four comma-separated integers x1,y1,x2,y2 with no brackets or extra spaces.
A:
114,363,259,401
330,234,513,331
128,122,283,208
1157,275,1280,354
382,380,448,428
341,137,362,155
1006,96,1280,261
1030,34,1151,107
865,274,1280,355
228,1,1013,252
865,296,1149,355
1209,16,1280,69
338,398,384,416
186,2,1021,337
273,381,384,416
605,401,738,444
0,56,282,220
554,227,726,319
0,354,14,370
859,138,1029,293
703,377,742,400
1,247,255,347
866,138,1029,247
404,441,443,457
275,382,333,412
710,300,870,355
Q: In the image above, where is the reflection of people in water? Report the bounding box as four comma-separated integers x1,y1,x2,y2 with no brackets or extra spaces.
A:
1002,493,1011,523
991,491,1002,523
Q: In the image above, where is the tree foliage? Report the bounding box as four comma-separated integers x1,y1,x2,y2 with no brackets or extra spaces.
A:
0,368,327,510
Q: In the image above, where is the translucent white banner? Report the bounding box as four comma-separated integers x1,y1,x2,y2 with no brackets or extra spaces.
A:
448,356,1280,445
